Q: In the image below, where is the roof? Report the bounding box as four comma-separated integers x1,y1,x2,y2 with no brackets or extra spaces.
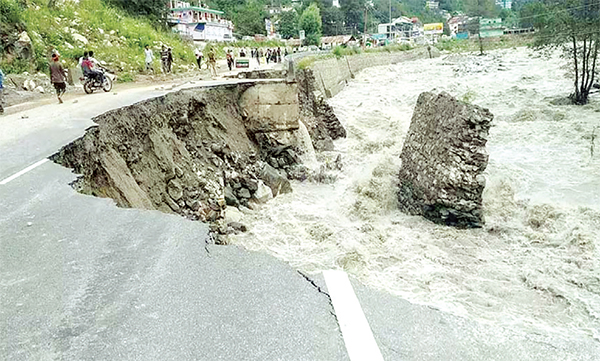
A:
170,6,224,15
320,35,355,45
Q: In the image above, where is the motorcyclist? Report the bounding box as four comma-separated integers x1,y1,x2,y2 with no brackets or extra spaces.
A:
82,51,105,85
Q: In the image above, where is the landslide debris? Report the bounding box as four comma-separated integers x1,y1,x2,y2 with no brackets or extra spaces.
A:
52,79,346,240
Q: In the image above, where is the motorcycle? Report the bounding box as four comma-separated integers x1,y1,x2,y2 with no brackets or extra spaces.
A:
81,68,113,94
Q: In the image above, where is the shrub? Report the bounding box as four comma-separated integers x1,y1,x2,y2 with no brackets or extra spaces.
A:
296,56,315,70
0,0,21,24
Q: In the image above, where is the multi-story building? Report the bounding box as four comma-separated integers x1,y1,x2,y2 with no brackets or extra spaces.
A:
167,1,234,42
496,0,512,9
448,15,469,37
378,16,423,42
426,1,439,10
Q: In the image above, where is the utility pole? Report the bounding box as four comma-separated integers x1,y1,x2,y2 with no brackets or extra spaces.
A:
363,6,368,49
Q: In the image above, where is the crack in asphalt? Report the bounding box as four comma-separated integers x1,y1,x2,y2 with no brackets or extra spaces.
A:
297,270,336,319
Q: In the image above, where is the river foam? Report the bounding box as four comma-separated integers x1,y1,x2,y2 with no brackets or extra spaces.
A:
231,47,600,343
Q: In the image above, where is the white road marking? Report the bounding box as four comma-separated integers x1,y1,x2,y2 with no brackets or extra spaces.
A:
0,159,49,185
323,270,385,361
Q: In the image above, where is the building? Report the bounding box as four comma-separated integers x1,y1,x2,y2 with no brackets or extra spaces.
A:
496,0,512,9
320,35,356,48
167,1,234,42
480,18,504,38
426,1,439,10
377,16,423,42
448,15,469,37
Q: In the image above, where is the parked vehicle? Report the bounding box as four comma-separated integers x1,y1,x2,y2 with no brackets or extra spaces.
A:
81,68,112,94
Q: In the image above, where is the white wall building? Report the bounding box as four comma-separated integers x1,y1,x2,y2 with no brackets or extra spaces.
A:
426,1,439,10
496,0,512,9
167,1,234,42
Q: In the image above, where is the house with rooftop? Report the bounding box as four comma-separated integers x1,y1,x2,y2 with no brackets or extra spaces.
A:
167,1,234,42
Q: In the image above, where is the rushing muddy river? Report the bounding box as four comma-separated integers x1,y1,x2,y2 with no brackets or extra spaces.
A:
231,48,600,344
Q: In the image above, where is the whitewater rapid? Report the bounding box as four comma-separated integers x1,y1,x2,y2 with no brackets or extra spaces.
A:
230,47,600,344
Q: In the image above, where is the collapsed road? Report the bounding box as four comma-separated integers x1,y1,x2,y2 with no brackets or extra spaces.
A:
2,70,598,360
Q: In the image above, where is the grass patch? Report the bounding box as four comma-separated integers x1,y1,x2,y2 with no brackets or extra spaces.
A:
2,0,196,78
435,35,534,54
296,56,316,70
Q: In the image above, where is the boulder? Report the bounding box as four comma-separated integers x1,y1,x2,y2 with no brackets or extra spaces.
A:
228,222,247,233
258,162,292,197
167,179,183,201
72,33,88,45
224,186,239,206
397,92,493,228
24,79,36,91
253,180,273,203
224,206,243,224
15,31,35,61
236,188,251,199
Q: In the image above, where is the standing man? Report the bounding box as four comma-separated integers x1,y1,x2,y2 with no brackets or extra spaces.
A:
49,53,67,104
144,45,154,73
0,67,4,114
160,45,169,74
208,49,217,78
167,48,174,73
226,50,234,71
195,48,203,70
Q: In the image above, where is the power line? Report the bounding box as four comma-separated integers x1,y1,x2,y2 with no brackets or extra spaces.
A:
515,1,600,22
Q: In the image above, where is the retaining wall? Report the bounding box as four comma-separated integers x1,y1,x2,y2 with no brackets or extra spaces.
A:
305,47,440,98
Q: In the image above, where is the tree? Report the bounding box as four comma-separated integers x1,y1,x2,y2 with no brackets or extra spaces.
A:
340,0,365,34
321,5,344,35
299,3,322,45
517,0,546,28
278,10,298,39
464,0,500,55
533,0,600,105
106,0,168,22
233,0,267,36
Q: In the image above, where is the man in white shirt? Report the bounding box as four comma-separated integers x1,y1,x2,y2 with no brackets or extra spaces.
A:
194,48,203,70
145,45,154,73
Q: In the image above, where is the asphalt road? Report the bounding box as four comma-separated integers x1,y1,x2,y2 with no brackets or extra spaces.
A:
1,76,599,360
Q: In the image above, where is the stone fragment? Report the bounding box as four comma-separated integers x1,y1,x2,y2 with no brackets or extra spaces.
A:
228,222,247,233
165,195,180,212
224,206,243,224
259,163,292,197
237,188,251,199
167,179,183,201
253,180,273,203
397,91,493,228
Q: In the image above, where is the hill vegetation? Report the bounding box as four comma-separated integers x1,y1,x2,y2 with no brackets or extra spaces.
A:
0,0,195,80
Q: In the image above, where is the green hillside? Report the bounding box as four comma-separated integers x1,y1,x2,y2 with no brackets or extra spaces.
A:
0,0,196,81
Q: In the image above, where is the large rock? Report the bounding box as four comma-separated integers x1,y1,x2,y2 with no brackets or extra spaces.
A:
259,162,292,197
397,92,493,228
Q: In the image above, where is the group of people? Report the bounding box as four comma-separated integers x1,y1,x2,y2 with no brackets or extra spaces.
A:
144,45,174,74
193,47,218,77
0,43,292,113
238,47,287,66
